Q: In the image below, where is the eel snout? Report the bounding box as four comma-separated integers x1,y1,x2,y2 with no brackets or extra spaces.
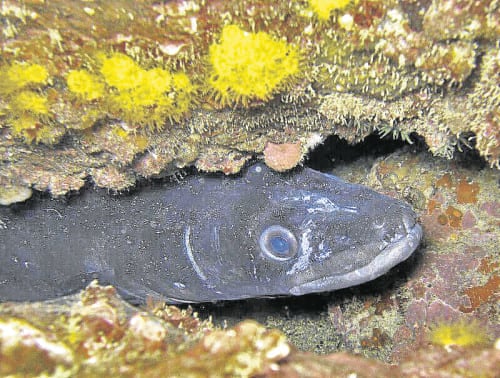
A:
289,198,423,296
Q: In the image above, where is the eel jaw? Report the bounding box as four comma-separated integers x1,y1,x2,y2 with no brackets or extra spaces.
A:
289,223,423,296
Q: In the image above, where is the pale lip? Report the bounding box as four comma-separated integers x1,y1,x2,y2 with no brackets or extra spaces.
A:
289,223,423,295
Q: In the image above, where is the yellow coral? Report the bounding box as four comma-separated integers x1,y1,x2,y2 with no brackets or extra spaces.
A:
308,0,352,20
11,91,49,115
0,62,49,95
10,114,40,139
172,72,196,113
208,25,300,105
10,114,38,134
118,68,172,107
9,114,59,144
94,53,195,129
67,70,104,101
0,62,59,144
430,320,490,348
100,53,143,90
7,90,53,143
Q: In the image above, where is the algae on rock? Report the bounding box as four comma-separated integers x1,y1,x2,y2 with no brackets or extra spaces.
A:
0,0,499,203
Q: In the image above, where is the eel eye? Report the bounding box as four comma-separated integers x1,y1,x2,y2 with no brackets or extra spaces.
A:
259,225,298,261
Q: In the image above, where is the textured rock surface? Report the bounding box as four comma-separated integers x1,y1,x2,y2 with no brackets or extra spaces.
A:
1,280,498,377
1,0,499,203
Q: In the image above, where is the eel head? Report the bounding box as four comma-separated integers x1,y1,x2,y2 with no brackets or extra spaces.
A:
199,163,423,300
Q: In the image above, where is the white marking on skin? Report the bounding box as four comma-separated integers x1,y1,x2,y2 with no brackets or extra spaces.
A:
342,206,358,213
43,208,63,218
184,226,207,281
307,197,339,214
212,226,220,253
252,262,258,279
315,239,333,262
287,220,314,275
308,196,358,214
282,192,358,214
317,243,333,261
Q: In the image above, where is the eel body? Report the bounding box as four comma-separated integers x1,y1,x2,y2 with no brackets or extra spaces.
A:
0,163,422,303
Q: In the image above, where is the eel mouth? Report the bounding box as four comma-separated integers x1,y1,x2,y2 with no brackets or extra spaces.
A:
289,223,423,296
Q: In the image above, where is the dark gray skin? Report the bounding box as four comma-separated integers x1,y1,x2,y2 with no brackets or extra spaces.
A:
0,163,422,303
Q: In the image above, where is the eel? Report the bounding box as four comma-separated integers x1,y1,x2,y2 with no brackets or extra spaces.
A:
0,163,422,303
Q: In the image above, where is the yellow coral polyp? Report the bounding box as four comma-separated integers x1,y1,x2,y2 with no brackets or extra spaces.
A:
172,72,196,112
0,62,57,144
95,53,194,129
10,114,55,144
6,90,57,144
308,0,352,20
0,62,49,95
11,91,49,115
107,68,174,127
67,70,104,101
10,114,39,136
429,320,490,348
208,25,300,105
100,53,143,90
125,68,172,107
